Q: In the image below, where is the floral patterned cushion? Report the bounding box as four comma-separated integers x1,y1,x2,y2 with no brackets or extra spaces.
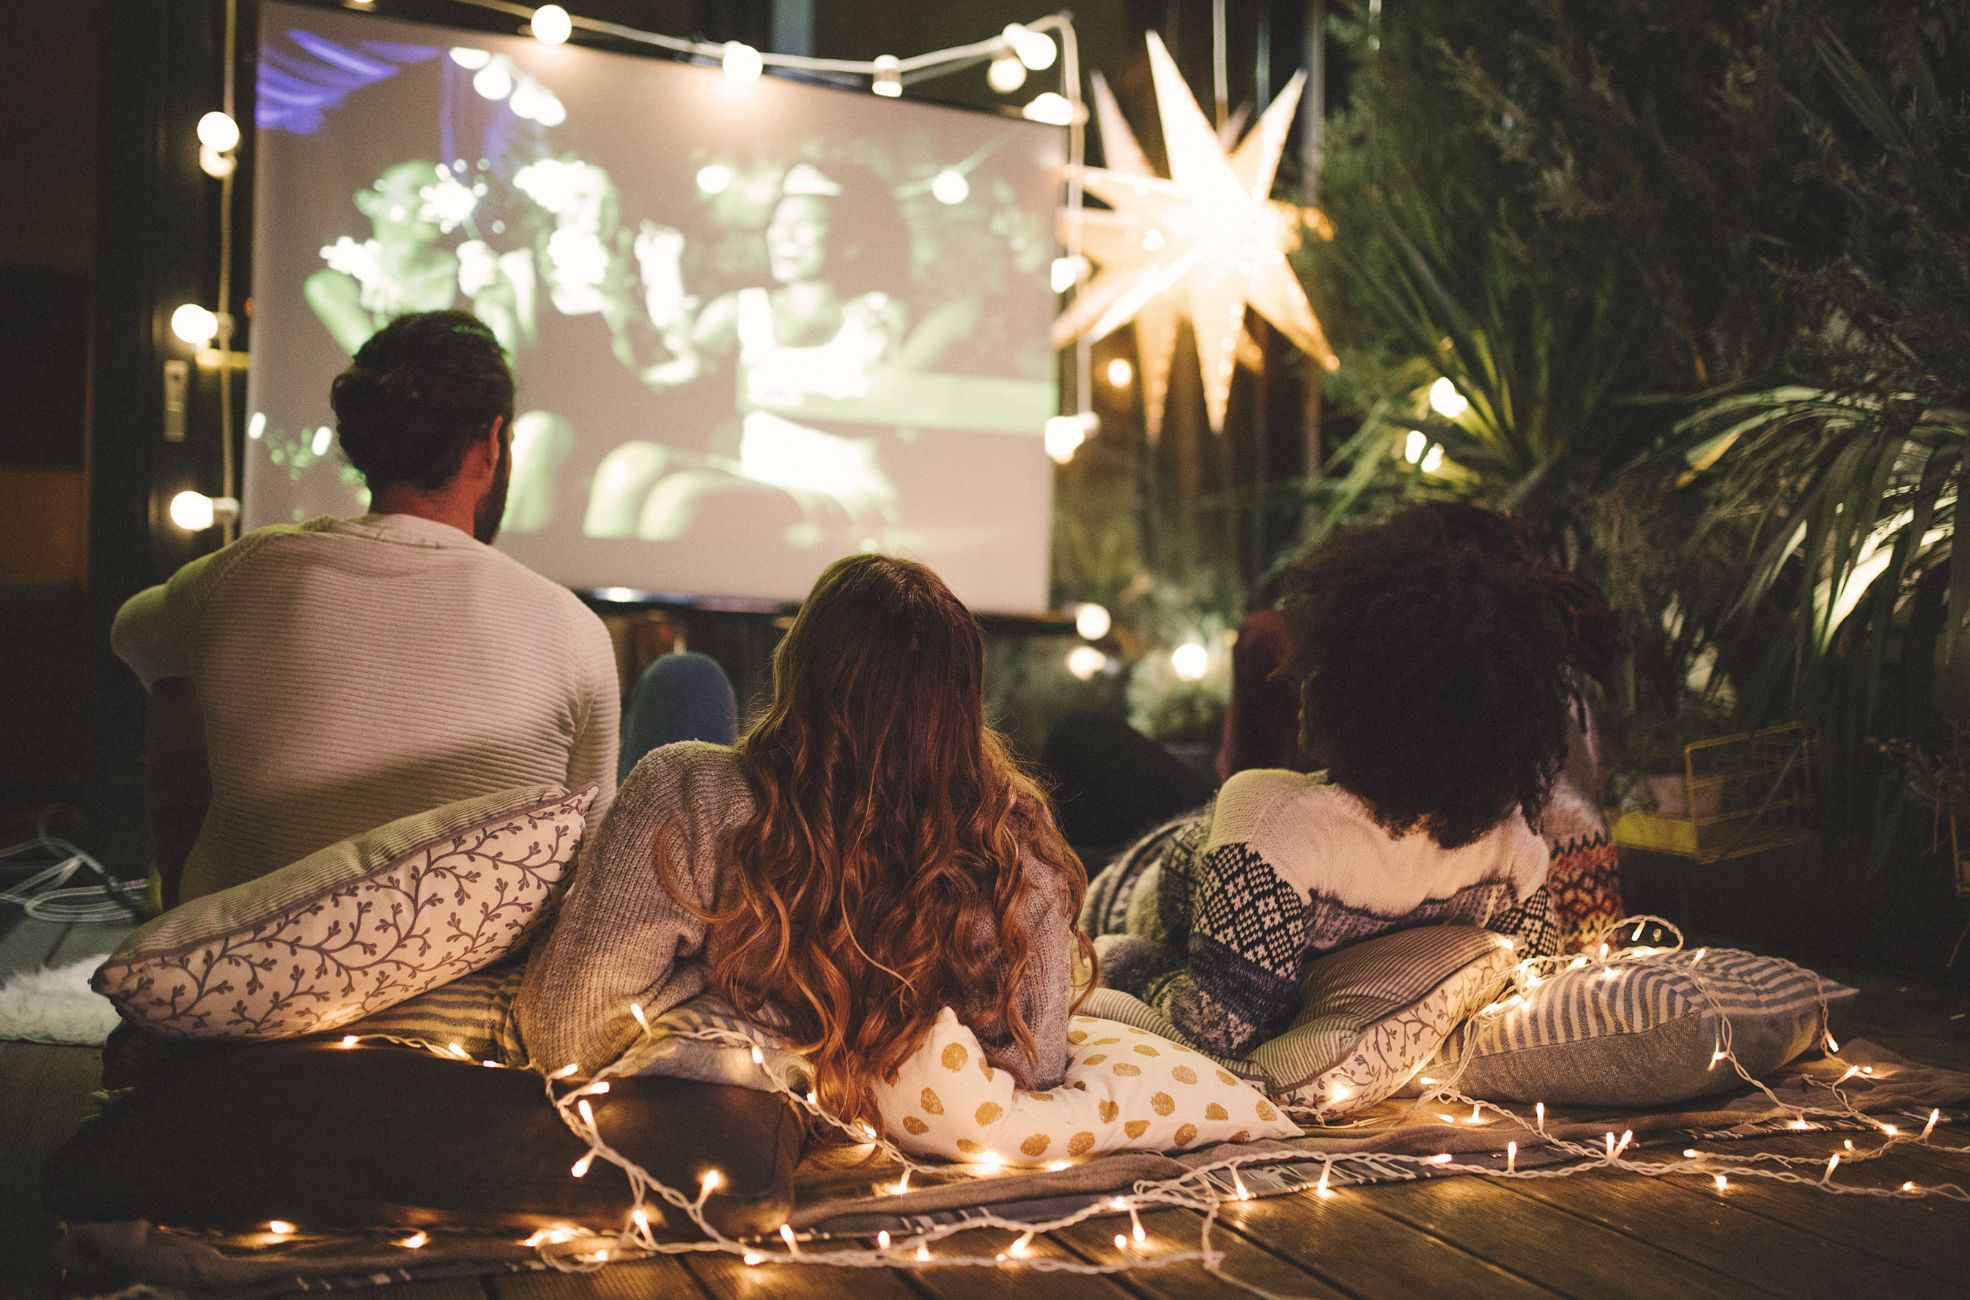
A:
873,1008,1301,1164
94,784,595,1040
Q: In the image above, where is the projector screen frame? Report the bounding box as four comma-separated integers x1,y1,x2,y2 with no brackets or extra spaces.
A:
240,0,1072,617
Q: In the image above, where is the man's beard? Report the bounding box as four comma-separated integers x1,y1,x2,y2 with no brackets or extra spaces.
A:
472,433,513,545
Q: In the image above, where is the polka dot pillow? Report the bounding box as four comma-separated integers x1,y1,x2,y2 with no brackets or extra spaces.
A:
872,1009,1301,1164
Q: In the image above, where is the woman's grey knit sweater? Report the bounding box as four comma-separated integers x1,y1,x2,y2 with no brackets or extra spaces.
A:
515,741,1076,1088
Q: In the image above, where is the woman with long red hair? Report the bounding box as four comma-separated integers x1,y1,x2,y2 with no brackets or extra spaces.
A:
516,554,1091,1128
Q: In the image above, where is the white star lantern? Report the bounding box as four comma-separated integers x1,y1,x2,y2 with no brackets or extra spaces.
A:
1055,32,1337,436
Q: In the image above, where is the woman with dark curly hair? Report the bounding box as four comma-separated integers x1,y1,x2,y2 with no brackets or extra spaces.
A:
517,554,1092,1129
1098,506,1572,1058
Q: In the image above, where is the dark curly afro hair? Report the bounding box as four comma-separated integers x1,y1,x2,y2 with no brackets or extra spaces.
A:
1280,504,1573,849
329,310,513,493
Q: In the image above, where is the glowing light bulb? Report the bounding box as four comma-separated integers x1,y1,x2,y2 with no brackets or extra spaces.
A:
1010,1231,1033,1258
1403,429,1427,464
722,42,763,84
1066,644,1108,681
1429,1153,1454,1165
550,1063,580,1079
1714,1174,1728,1191
1021,92,1076,126
1506,1140,1517,1174
1170,641,1209,682
1074,602,1112,641
987,52,1027,93
1427,376,1468,419
1232,1169,1250,1201
872,54,902,97
1327,1081,1352,1105
338,1035,358,1049
197,110,240,153
930,169,970,205
171,303,219,347
168,491,217,531
1049,255,1086,294
1003,23,1057,70
695,163,732,194
701,1168,724,1195
1045,412,1093,463
1902,1181,1917,1193
744,1251,764,1265
450,48,493,70
530,5,571,45
877,1231,891,1249
398,1230,429,1249
779,1224,799,1255
915,1242,931,1262
570,1154,593,1177
199,145,236,179
1420,444,1446,474
268,1220,296,1236
1105,356,1134,390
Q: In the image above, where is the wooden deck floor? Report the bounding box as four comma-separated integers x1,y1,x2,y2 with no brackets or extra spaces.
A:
5,911,1969,1299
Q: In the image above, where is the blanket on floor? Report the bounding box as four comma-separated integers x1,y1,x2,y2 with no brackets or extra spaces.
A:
56,1039,1970,1295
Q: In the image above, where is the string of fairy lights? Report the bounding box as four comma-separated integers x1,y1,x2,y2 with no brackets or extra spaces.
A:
219,913,1962,1291
162,0,1096,539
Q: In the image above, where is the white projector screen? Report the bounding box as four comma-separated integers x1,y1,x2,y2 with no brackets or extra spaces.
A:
245,3,1061,613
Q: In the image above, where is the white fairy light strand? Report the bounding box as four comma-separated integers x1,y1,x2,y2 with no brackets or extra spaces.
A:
300,914,1962,1288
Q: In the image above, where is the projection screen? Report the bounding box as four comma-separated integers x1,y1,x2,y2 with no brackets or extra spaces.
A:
245,3,1062,613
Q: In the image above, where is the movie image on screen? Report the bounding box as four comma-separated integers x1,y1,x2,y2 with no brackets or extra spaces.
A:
245,3,1063,612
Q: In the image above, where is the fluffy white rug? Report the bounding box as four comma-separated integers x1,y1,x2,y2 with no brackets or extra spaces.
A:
0,957,120,1045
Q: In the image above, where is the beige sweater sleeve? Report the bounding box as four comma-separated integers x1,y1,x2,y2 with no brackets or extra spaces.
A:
514,745,736,1074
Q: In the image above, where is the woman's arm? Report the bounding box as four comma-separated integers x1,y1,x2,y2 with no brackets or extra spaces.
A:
1003,862,1076,1090
514,753,716,1075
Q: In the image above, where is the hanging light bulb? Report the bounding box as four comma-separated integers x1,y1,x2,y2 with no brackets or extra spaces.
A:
1403,429,1427,464
196,111,240,153
198,145,237,179
987,52,1027,94
1105,356,1134,390
695,163,733,194
169,491,240,532
1021,92,1077,126
1045,411,1096,464
1003,23,1057,71
529,4,571,45
722,41,763,84
1074,602,1112,640
171,304,220,347
1049,255,1087,294
871,54,902,97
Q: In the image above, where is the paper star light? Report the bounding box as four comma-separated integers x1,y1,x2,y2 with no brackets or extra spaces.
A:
1055,31,1337,435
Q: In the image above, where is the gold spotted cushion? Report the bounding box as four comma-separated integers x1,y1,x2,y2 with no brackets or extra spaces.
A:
871,1008,1300,1164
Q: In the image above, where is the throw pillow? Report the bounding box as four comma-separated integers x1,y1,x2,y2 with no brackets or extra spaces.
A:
1083,925,1518,1118
873,1008,1300,1163
94,784,595,1041
1410,946,1857,1106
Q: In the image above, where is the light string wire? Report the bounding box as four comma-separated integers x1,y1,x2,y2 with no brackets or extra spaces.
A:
284,912,1964,1290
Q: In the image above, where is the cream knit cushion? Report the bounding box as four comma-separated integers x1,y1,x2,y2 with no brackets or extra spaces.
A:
873,1009,1301,1164
95,784,595,1040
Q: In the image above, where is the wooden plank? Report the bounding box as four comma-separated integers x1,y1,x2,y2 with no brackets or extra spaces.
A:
900,1225,1133,1300
1669,1133,1970,1287
1358,1169,1761,1297
489,1257,705,1298
1497,1162,1950,1296
336,1280,491,1299
0,1040,110,1295
1050,1206,1350,1300
1208,1182,1563,1297
685,1247,919,1300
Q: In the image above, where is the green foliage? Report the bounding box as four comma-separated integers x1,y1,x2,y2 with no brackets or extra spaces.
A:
1303,0,1970,855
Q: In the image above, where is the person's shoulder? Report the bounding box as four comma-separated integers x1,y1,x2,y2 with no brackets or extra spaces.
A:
1216,768,1331,822
171,518,340,594
622,742,748,809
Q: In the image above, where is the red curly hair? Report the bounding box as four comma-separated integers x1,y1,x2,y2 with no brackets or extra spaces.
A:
702,555,1091,1128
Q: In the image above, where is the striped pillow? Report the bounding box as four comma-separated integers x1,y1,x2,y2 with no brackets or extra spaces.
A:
1414,947,1856,1106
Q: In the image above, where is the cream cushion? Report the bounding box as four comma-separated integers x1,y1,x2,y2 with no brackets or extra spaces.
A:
95,784,595,1040
873,1009,1301,1164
